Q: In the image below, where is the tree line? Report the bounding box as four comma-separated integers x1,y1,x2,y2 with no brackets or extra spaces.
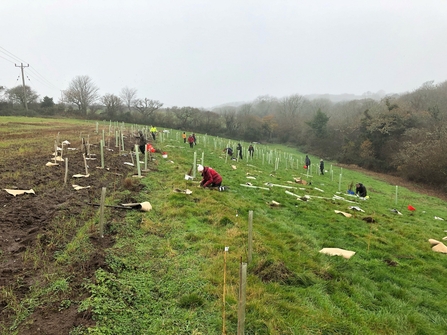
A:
1,76,447,190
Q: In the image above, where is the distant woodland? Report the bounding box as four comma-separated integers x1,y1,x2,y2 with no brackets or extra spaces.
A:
1,78,446,190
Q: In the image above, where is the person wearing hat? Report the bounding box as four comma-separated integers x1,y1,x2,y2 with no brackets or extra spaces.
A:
319,159,324,175
355,183,367,197
198,164,222,188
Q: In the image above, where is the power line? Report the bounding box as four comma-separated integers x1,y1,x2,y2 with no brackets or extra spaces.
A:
0,45,60,93
26,73,58,91
0,53,16,64
28,66,59,90
0,46,27,64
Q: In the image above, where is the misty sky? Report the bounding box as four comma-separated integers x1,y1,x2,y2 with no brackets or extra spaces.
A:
1,0,447,108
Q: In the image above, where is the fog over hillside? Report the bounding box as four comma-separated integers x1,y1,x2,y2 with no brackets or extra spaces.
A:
211,90,390,109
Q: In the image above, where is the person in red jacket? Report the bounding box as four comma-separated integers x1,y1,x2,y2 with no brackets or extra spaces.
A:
198,164,222,188
187,134,194,148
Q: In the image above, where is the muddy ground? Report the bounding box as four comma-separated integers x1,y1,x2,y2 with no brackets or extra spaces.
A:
0,123,157,334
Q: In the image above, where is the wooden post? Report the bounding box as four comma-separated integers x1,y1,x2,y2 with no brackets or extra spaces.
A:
395,185,398,205
99,187,106,238
237,261,247,335
248,211,253,263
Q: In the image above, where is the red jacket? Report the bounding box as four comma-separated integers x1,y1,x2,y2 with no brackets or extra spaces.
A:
188,136,194,143
200,167,222,187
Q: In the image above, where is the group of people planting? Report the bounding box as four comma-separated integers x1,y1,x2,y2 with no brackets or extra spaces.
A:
136,128,368,196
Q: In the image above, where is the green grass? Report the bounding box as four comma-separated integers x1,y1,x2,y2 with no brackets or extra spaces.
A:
1,117,446,334
79,130,447,334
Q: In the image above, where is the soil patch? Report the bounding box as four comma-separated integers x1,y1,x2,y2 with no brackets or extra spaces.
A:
0,124,158,334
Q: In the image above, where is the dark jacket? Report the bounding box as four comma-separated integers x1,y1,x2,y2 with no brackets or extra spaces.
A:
356,183,367,197
224,148,233,156
137,132,146,146
200,167,222,187
305,155,311,167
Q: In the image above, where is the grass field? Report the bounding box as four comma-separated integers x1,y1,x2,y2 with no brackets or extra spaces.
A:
1,117,447,334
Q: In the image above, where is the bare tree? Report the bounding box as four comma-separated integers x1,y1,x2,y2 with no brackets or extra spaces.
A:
133,98,163,120
101,93,123,118
63,75,99,115
119,86,137,112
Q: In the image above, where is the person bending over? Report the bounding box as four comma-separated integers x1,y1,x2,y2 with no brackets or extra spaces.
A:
356,183,367,197
198,164,222,188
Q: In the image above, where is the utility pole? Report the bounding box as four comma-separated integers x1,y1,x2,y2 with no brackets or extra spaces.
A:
15,63,29,111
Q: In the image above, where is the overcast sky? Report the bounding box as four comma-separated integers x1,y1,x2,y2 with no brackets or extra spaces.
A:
1,0,447,108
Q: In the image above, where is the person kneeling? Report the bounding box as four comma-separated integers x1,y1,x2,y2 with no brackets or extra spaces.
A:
198,164,222,189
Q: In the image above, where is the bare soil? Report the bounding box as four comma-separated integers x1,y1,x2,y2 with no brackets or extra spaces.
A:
0,122,157,334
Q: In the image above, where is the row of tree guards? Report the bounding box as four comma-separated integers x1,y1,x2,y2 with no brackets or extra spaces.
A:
86,121,336,180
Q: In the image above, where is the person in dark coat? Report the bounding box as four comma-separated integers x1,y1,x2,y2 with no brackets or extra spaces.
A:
356,183,367,197
198,164,222,188
136,131,146,154
319,159,324,175
236,143,243,159
248,144,254,158
223,147,233,156
192,133,197,145
305,155,311,169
